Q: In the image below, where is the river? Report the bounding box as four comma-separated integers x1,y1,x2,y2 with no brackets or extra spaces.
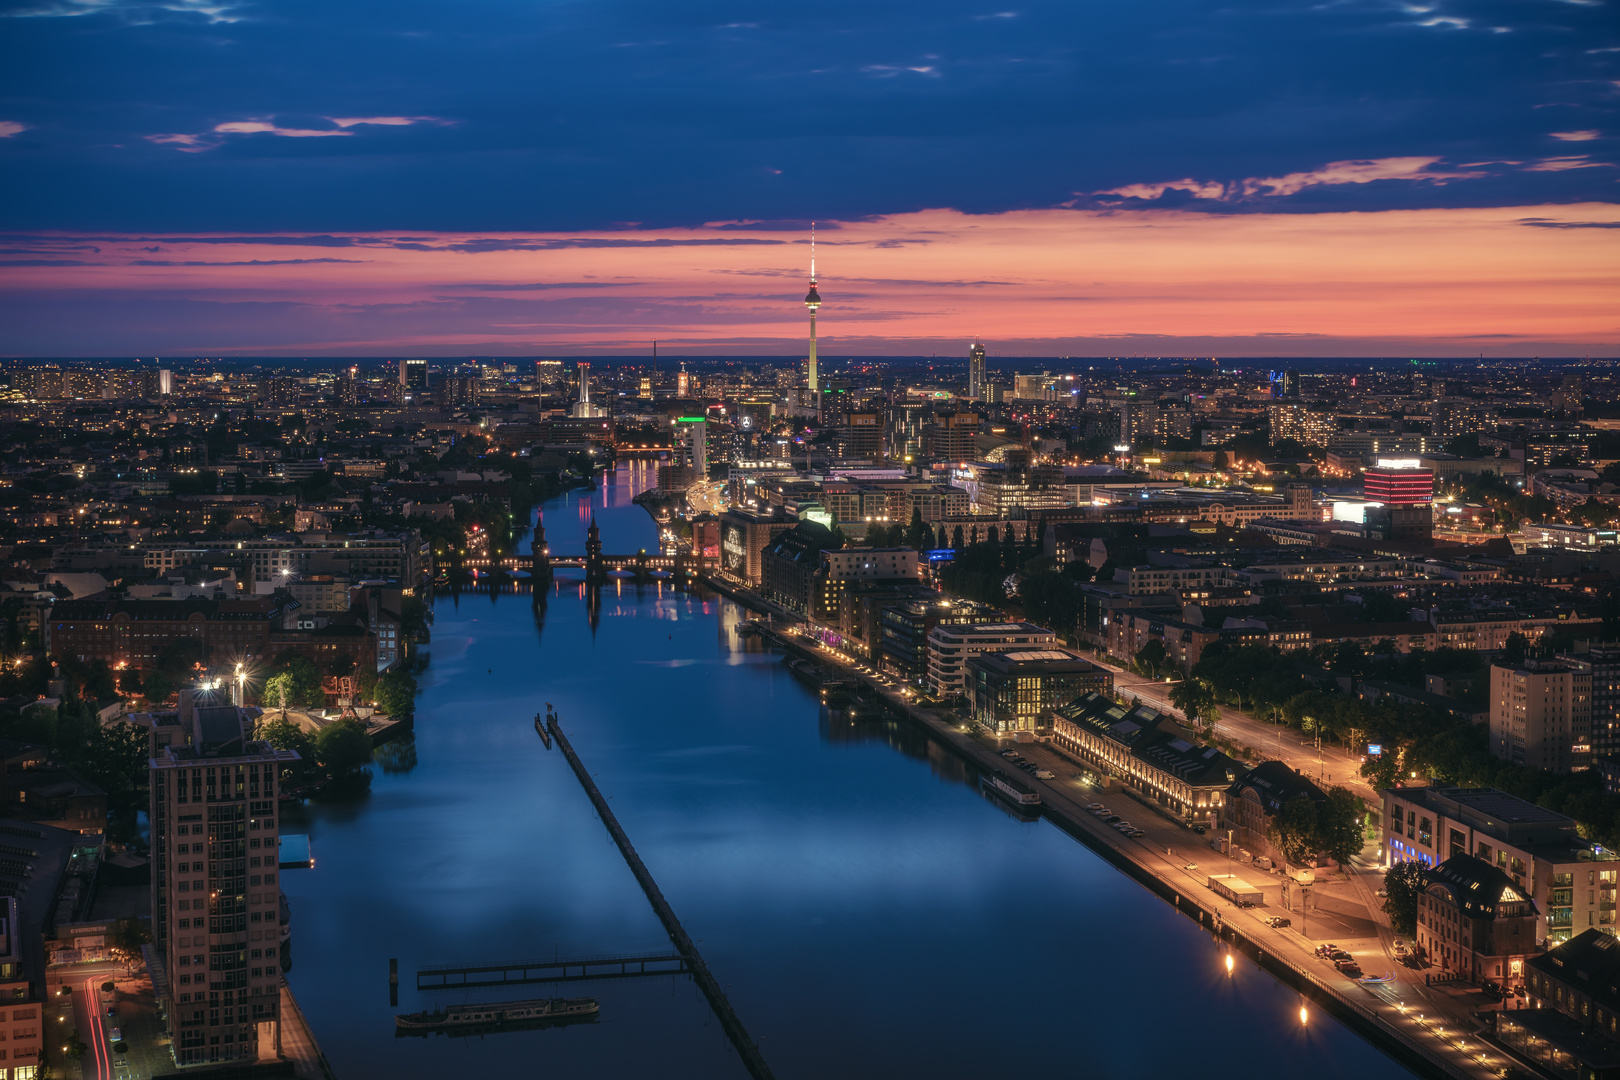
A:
281,460,1415,1079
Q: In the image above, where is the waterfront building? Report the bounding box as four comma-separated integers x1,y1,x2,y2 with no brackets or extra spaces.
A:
1049,692,1237,826
812,547,920,622
1417,854,1537,989
759,520,841,615
925,622,1056,700
878,598,1003,684
1523,930,1620,1056
149,702,298,1067
674,416,708,478
1490,660,1593,773
1223,761,1327,867
966,650,1111,734
1381,785,1617,946
718,507,794,586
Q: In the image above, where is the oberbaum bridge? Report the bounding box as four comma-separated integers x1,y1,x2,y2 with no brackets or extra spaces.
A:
459,516,699,586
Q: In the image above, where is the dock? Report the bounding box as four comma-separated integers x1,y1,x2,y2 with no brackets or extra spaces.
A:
547,713,777,1080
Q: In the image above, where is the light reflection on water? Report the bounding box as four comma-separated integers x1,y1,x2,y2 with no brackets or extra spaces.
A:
280,464,1414,1080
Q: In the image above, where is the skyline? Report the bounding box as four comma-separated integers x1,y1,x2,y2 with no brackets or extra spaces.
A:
4,203,1618,357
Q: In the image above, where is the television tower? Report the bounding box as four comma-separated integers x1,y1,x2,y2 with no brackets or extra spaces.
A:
805,223,822,419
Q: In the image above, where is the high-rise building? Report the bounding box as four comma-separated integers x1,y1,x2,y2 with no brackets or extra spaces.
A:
674,416,707,478
150,700,297,1067
338,366,359,405
923,411,980,463
1282,369,1300,398
639,375,653,400
1490,662,1592,774
399,358,428,391
968,342,986,400
158,368,174,396
1562,645,1620,759
676,361,690,399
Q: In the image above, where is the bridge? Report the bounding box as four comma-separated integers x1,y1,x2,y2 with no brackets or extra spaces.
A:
459,515,705,585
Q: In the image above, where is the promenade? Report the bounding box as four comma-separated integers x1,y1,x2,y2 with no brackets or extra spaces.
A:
711,575,1518,1080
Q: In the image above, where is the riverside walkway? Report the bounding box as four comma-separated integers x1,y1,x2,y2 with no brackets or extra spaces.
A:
546,713,777,1080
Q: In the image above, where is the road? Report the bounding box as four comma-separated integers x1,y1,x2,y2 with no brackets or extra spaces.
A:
1090,655,1378,803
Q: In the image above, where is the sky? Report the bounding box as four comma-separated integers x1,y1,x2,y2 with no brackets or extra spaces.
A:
0,0,1616,356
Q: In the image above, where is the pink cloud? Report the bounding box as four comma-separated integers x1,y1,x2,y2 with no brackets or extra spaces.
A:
1093,156,1485,203
0,121,26,138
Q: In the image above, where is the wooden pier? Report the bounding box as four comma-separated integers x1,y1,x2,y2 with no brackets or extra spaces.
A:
418,952,690,990
548,714,777,1080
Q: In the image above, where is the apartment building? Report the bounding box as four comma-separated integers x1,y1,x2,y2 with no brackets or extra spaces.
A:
0,899,41,1078
1383,786,1617,946
150,704,298,1068
1491,661,1592,773
925,622,1056,700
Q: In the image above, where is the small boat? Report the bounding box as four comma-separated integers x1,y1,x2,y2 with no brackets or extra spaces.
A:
396,996,599,1032
982,770,1042,810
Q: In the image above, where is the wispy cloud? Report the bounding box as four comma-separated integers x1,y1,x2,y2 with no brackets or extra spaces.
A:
0,121,27,138
1523,155,1614,172
146,115,450,152
130,257,365,266
2,0,244,22
1092,156,1485,203
1550,130,1601,142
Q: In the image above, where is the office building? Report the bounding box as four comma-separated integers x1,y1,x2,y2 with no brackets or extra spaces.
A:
966,650,1112,734
922,411,980,464
925,621,1056,699
1491,661,1592,773
399,357,427,391
968,341,986,400
1363,461,1434,506
151,702,298,1067
878,598,1002,684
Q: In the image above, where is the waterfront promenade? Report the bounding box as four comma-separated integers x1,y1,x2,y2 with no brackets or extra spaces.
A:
710,576,1509,1080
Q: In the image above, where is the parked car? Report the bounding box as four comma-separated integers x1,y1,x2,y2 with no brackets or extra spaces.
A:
1104,815,1122,824
1086,803,1104,811
1192,825,1207,835
1265,916,1292,928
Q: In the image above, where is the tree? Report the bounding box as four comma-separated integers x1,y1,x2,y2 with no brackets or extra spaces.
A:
259,715,318,785
1269,793,1321,866
1318,786,1367,867
1360,749,1401,791
1133,640,1168,679
1169,677,1218,731
314,719,373,776
1382,859,1427,936
951,525,965,550
374,670,418,719
108,915,150,967
1503,631,1530,667
904,506,930,551
142,671,174,704
263,655,324,709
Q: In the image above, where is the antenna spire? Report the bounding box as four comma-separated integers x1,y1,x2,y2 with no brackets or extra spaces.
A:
810,222,816,282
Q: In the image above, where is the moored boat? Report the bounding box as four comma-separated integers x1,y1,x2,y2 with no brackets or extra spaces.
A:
982,770,1042,810
395,996,599,1031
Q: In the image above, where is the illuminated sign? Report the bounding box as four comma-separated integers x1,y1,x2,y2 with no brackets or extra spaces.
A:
926,549,956,562
721,522,747,572
1374,458,1422,469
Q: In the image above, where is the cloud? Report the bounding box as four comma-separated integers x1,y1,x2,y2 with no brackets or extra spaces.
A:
130,258,365,265
1518,218,1620,229
146,115,449,152
2,0,243,22
438,281,633,290
0,259,93,266
1550,131,1601,142
0,122,27,138
1523,156,1614,172
1092,157,1486,203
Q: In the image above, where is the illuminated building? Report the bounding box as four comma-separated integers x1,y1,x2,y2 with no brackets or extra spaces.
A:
1363,460,1434,505
968,341,985,400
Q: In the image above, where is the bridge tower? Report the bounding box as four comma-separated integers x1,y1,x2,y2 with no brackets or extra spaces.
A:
634,548,650,581
531,517,553,583
585,516,607,584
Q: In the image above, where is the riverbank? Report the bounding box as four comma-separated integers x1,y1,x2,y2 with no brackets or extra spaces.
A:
707,574,1506,1080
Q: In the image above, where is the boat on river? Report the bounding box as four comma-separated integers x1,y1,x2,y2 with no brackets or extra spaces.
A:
395,996,599,1032
982,770,1042,811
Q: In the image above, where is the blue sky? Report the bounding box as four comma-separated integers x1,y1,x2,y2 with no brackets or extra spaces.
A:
1,0,1615,231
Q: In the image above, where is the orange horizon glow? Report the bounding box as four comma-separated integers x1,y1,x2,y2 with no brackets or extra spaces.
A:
2,203,1617,355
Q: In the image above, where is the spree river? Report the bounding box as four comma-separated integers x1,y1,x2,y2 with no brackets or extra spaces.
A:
281,461,1414,1080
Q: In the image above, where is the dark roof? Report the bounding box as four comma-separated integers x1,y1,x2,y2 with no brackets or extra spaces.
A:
1530,928,1620,1005
1423,853,1537,918
196,705,247,751
1054,692,1243,788
1227,759,1328,815
762,520,838,565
